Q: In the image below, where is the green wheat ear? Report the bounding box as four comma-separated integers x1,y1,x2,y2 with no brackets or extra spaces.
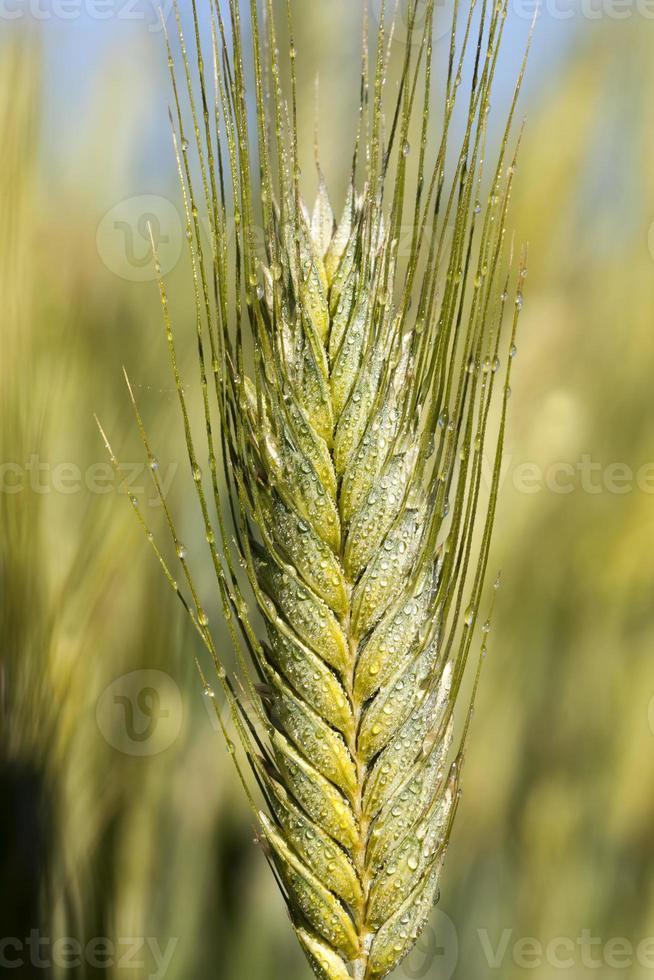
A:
104,1,531,977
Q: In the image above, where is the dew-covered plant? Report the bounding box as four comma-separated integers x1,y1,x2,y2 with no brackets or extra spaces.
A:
100,1,530,977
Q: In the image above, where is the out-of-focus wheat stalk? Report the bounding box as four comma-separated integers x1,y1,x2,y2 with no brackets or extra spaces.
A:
0,37,213,974
104,1,531,977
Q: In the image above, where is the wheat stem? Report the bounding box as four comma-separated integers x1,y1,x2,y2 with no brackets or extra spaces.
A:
108,3,533,977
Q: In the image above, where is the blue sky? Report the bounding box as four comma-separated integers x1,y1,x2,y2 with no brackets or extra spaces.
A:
13,0,587,192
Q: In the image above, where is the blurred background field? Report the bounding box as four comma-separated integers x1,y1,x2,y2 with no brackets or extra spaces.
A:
1,3,654,979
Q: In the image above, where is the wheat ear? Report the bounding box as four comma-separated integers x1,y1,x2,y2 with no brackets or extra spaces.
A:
105,1,531,977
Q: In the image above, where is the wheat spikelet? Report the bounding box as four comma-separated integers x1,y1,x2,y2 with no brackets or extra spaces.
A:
102,1,531,977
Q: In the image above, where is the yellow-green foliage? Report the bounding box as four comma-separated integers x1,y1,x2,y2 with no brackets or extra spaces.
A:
4,10,654,980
